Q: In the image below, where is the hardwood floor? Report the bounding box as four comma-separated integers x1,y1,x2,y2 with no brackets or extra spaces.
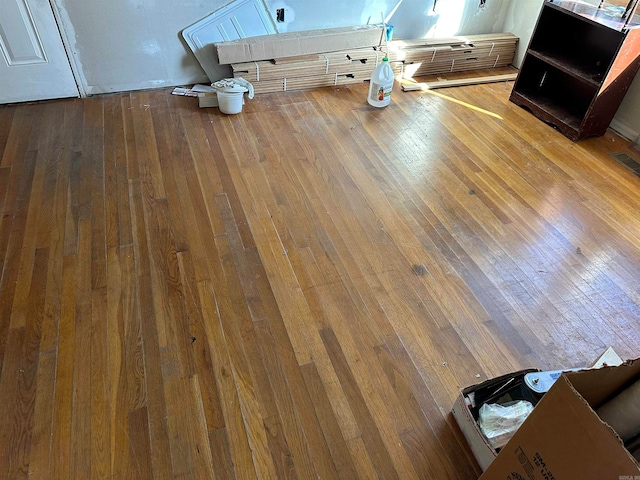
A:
0,80,639,479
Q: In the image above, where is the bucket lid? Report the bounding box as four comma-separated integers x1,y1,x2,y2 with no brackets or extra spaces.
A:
213,79,248,93
212,78,254,99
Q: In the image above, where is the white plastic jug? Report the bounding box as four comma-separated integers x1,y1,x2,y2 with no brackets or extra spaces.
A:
368,57,394,107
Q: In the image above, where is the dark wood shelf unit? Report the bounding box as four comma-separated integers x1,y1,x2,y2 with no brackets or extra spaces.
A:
527,49,603,87
510,0,640,141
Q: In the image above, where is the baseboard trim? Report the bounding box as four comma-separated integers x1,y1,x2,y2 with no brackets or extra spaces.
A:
610,119,639,142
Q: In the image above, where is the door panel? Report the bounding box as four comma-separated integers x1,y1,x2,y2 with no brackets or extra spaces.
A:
0,0,78,104
0,0,47,64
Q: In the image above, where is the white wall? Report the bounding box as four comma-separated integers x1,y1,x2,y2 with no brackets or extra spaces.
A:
502,0,614,67
501,0,544,68
54,0,510,95
265,0,510,39
503,0,640,139
611,70,640,140
52,0,222,95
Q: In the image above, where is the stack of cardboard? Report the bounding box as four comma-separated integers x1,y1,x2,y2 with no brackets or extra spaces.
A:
387,33,518,79
231,48,402,94
219,29,517,94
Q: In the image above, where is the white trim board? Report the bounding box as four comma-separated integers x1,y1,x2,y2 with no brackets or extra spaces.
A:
610,118,640,142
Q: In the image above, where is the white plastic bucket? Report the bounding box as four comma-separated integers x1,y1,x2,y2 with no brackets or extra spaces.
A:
217,91,244,114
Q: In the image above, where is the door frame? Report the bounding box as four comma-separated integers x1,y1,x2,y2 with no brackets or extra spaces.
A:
47,0,87,97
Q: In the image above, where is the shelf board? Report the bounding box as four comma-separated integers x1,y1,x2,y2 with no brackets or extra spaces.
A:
527,49,603,88
510,89,583,134
547,1,640,31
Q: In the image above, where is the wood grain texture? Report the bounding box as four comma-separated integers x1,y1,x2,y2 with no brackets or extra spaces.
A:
0,81,639,478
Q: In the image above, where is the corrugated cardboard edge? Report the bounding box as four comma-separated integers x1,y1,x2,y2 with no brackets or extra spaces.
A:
451,369,539,471
452,393,496,471
215,24,383,64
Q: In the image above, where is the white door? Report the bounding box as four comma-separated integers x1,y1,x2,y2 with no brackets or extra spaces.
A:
0,0,78,104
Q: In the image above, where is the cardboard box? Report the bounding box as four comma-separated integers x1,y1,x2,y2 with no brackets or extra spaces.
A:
451,369,540,471
453,348,625,473
480,360,640,480
214,25,383,64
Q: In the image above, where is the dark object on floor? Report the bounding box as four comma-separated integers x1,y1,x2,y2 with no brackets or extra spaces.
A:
610,152,640,177
411,264,428,276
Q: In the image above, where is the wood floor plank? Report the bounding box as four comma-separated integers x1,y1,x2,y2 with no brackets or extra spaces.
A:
225,161,324,367
0,147,37,377
203,251,291,478
196,280,257,480
185,375,217,480
176,250,226,432
1,83,639,479
301,362,358,480
127,407,154,480
62,150,81,258
0,166,10,216
90,287,110,479
8,143,48,331
208,428,236,480
345,437,379,480
148,94,190,253
26,349,56,480
15,246,49,477
199,108,257,250
178,108,227,238
39,101,79,356
160,359,204,479
103,95,125,250
252,318,333,480
106,246,129,479
0,105,32,170
0,248,49,478
0,105,15,164
50,255,77,480
135,271,173,479
0,327,27,478
375,343,465,479
70,219,92,479
214,192,327,479
320,327,401,480
130,92,166,201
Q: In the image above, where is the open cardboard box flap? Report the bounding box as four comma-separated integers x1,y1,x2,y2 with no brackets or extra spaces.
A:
566,358,640,407
479,359,640,479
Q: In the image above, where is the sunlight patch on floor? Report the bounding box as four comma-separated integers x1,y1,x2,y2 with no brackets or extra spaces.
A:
402,79,504,119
